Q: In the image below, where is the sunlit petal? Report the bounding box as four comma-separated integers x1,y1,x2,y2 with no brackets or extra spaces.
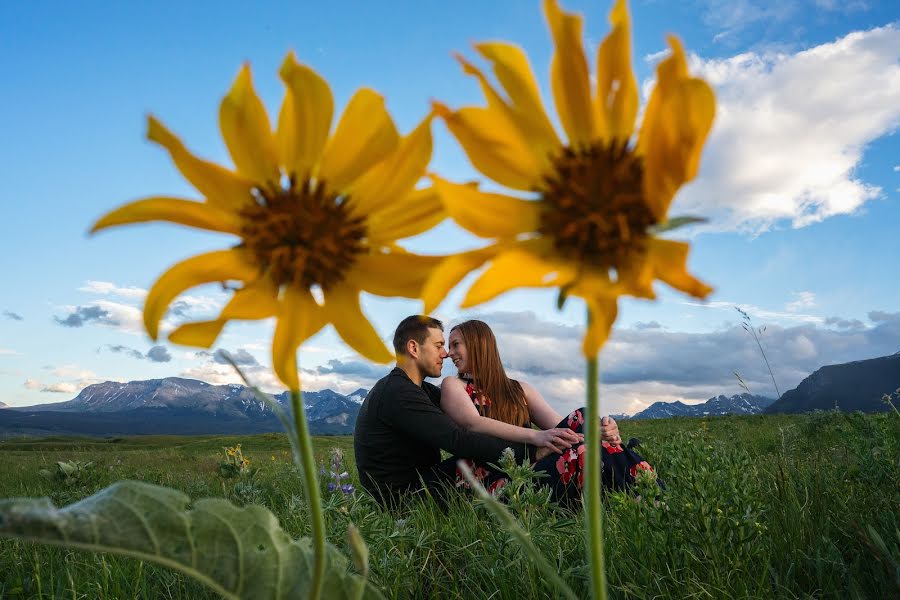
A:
431,175,541,239
324,283,394,364
168,320,228,348
219,64,280,185
277,53,334,179
422,248,497,313
272,286,325,392
367,187,445,243
434,102,542,191
348,113,433,218
595,0,638,141
345,252,444,298
318,89,399,192
638,36,715,220
544,0,594,147
474,42,561,164
144,249,258,341
146,116,253,211
581,294,618,358
462,247,576,307
646,238,713,298
90,197,240,235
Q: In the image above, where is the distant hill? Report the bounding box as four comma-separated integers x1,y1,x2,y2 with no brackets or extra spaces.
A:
630,393,775,419
0,377,370,438
766,353,900,414
0,401,7,408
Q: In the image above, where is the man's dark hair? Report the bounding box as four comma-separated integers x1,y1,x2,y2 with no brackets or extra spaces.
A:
393,315,443,355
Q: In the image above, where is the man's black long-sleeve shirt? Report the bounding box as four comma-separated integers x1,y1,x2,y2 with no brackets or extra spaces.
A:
354,367,529,498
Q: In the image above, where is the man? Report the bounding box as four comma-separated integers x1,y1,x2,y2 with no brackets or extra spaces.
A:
354,315,620,504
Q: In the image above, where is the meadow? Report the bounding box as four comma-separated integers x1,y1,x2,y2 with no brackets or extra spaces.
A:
0,411,897,599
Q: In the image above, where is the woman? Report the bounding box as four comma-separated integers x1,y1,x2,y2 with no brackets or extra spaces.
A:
441,319,656,502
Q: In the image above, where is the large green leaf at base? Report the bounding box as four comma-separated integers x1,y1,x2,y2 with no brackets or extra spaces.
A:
0,481,382,600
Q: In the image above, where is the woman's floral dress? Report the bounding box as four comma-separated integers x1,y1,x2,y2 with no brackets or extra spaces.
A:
452,377,658,503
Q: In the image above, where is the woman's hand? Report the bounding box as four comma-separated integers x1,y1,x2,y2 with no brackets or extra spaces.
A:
532,427,584,453
600,416,622,447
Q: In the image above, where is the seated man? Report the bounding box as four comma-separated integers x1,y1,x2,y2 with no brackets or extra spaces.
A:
354,315,618,505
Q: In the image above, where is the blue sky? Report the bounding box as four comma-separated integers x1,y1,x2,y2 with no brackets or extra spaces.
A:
1,0,898,415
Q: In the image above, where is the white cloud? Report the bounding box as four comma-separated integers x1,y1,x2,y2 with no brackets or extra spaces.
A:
0,348,20,356
683,300,824,325
669,25,900,233
79,280,147,299
451,309,900,416
786,291,816,312
41,382,80,394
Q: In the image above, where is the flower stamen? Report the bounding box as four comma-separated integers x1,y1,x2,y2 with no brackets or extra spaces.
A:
239,179,367,290
539,140,657,269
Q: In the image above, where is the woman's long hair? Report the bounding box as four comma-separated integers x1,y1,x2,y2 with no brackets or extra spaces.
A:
450,320,529,427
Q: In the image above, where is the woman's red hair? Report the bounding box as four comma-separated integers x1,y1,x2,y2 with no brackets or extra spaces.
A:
450,320,529,427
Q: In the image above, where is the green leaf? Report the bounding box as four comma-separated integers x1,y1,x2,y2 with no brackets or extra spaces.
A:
648,215,707,234
0,481,383,600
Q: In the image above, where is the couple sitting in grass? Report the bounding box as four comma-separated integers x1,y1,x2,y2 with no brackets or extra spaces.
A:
354,315,654,507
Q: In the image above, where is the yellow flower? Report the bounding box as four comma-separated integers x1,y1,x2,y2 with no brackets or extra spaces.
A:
92,53,444,390
425,0,715,357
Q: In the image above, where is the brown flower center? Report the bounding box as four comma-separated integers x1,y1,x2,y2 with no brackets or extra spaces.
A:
539,140,657,270
239,179,367,289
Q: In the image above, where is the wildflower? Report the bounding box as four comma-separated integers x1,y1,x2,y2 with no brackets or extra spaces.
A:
92,53,444,389
425,0,714,356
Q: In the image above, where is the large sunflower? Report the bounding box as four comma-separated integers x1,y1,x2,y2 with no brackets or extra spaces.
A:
425,0,715,357
93,53,443,390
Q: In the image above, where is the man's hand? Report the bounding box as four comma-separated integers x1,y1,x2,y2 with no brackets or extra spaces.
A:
533,427,583,453
601,416,621,447
533,415,621,462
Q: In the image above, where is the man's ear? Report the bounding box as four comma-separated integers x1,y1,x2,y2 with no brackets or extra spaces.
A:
406,339,418,359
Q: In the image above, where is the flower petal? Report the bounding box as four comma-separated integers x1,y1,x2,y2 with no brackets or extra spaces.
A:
455,53,555,176
318,89,399,192
422,248,496,313
277,53,334,179
638,36,716,220
144,249,258,340
595,0,638,141
168,320,228,348
324,283,394,364
272,285,326,391
646,238,713,299
367,187,445,243
90,197,240,235
431,175,541,239
219,64,280,185
345,251,444,298
348,113,433,218
474,42,561,165
146,116,253,211
581,295,618,358
434,102,542,191
166,276,281,348
461,246,576,307
544,0,595,147
219,276,281,320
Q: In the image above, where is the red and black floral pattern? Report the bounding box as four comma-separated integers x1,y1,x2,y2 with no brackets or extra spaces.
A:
444,382,661,503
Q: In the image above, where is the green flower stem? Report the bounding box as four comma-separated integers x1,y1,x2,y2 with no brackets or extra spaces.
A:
290,389,326,600
585,352,608,600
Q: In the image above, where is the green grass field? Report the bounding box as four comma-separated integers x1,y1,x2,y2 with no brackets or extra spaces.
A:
1,412,897,599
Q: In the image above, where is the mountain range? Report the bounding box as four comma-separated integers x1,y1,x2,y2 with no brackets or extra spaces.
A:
0,378,368,438
629,393,776,419
1,353,896,437
765,352,900,414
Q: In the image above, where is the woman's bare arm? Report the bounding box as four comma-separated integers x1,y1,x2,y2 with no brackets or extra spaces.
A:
440,377,580,452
